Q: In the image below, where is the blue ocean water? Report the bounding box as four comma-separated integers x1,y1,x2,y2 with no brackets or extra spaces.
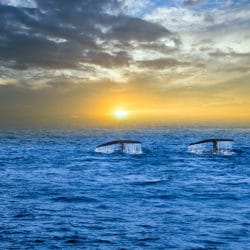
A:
0,128,249,249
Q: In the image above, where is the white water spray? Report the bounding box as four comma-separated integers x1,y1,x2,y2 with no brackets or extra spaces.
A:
95,144,120,154
95,142,142,154
123,143,142,154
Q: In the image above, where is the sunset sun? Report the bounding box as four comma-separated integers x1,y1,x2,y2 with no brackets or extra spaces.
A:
113,109,128,119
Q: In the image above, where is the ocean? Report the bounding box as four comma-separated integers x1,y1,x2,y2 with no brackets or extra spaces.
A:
0,128,249,249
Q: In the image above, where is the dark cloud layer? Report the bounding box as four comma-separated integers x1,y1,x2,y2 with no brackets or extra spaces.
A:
209,50,250,59
137,58,191,69
0,0,176,71
183,0,207,7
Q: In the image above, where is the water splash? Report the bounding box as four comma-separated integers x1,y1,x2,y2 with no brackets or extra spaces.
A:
188,141,234,155
95,143,142,154
123,143,142,154
95,143,120,154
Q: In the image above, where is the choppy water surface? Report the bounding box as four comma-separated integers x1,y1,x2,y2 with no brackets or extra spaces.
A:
0,128,249,249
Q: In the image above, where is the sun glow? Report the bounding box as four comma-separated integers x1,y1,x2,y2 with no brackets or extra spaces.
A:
113,109,128,119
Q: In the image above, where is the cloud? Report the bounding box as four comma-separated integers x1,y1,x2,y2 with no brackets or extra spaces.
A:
137,58,190,69
0,0,36,8
106,16,172,42
145,4,250,32
209,50,250,58
183,0,207,7
145,3,250,78
0,0,177,72
118,0,153,16
83,51,131,68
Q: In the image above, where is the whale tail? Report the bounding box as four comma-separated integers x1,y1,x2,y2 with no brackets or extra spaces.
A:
189,139,234,154
95,140,142,154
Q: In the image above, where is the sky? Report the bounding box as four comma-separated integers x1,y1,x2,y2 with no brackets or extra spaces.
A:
0,0,249,128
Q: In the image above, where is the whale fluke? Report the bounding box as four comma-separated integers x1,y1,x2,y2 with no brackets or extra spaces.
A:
189,139,233,146
95,140,142,154
189,138,234,154
97,140,141,148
